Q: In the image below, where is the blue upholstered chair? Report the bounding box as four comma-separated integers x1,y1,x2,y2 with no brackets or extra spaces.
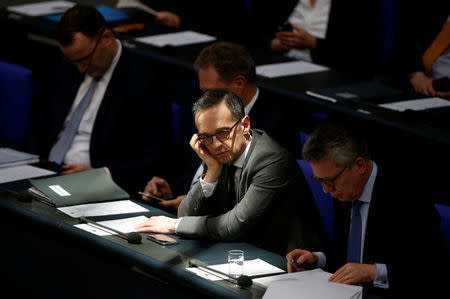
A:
0,61,33,144
171,101,182,147
297,159,334,243
434,203,450,253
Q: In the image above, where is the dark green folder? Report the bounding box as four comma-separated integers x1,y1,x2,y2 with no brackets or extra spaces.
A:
29,168,129,207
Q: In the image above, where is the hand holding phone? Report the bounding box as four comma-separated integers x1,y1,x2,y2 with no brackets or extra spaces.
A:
278,21,293,32
138,191,166,201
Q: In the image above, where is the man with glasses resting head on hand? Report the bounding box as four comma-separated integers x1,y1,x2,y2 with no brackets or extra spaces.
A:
136,89,326,255
286,122,448,297
28,5,172,194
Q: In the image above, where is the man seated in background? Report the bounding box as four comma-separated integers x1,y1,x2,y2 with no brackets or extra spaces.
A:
28,5,172,194
141,41,302,210
286,122,448,297
136,89,327,256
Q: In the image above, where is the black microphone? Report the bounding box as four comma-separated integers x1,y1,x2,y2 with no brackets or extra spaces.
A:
79,216,142,244
188,260,253,288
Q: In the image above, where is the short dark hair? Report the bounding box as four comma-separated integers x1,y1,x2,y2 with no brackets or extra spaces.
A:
58,5,107,46
302,122,370,167
194,41,256,84
192,89,244,122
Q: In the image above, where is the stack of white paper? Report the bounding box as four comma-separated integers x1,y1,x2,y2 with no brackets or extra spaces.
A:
7,1,75,17
256,61,329,78
0,165,55,184
134,31,216,47
186,258,285,281
257,269,362,299
378,97,450,112
58,200,149,218
75,215,148,236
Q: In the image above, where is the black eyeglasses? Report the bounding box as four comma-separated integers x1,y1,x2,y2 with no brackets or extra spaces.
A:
64,29,104,66
197,118,241,146
311,167,347,188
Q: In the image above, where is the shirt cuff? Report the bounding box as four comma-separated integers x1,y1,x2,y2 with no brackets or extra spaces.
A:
313,251,326,268
200,177,217,198
374,263,389,289
174,217,182,234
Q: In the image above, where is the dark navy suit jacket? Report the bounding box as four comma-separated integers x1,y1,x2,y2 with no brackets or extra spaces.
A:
29,47,173,194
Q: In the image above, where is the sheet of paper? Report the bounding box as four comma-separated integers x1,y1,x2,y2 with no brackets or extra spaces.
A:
116,0,158,16
0,165,55,184
257,269,362,299
256,61,329,78
58,199,148,217
185,267,229,281
134,31,216,47
262,278,362,299
186,258,285,281
74,215,148,236
378,97,450,112
7,1,75,17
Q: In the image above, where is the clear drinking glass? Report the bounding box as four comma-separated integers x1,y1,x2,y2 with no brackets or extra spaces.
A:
228,250,244,280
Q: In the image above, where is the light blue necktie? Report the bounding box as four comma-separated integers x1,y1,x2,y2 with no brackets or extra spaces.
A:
48,78,100,164
347,200,363,263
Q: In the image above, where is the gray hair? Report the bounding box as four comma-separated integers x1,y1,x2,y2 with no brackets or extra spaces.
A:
192,88,244,122
302,122,370,167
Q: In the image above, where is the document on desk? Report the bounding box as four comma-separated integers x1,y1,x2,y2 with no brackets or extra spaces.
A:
256,61,329,78
134,31,216,47
7,1,75,17
258,269,362,299
58,199,148,218
378,97,450,112
75,215,148,236
0,165,55,184
116,0,158,16
0,147,39,168
186,258,285,281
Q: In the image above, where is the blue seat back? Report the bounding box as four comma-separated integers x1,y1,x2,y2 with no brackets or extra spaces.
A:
297,159,334,243
434,203,450,253
171,102,182,146
0,61,33,143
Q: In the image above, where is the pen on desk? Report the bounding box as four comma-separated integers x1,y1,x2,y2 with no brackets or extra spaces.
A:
306,91,337,103
289,259,315,270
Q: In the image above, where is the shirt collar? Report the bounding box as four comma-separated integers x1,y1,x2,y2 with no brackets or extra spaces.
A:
244,87,259,115
358,161,377,204
232,135,252,169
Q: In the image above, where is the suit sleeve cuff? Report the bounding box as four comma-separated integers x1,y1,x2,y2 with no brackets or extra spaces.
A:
200,177,217,198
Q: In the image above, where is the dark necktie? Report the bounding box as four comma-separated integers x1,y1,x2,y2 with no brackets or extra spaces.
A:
49,77,100,164
347,200,363,263
228,165,238,209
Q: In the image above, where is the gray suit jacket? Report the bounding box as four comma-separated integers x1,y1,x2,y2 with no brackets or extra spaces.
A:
177,129,326,255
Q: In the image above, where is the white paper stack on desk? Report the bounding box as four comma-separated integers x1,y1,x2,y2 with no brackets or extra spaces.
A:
257,268,362,299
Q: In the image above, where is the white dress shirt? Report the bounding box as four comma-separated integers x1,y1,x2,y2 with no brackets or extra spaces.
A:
286,0,331,61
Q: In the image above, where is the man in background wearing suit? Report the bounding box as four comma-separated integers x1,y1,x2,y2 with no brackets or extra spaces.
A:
28,5,172,194
136,89,326,255
141,41,302,209
286,122,448,297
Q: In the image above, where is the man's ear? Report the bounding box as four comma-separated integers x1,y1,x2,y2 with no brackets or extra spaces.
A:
241,115,251,135
231,75,246,93
354,157,368,174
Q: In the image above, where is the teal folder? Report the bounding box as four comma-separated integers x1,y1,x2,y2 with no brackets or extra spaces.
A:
29,168,129,207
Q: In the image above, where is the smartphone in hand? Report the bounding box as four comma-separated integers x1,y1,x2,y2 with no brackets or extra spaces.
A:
138,191,166,201
278,21,293,32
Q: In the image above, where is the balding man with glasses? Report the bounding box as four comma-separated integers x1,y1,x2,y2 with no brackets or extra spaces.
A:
28,5,172,194
286,122,448,297
136,89,326,256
